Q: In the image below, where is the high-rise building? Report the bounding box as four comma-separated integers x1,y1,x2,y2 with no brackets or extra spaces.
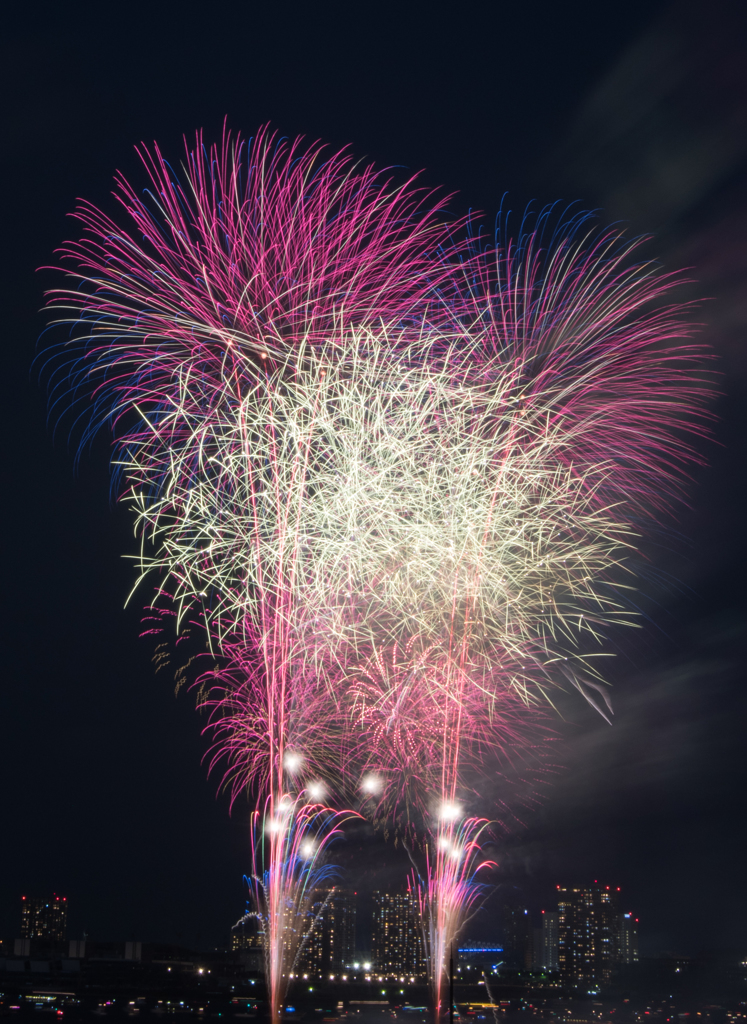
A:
20,896,68,942
557,885,617,990
231,930,263,953
371,891,426,979
534,910,559,972
501,897,533,971
231,915,264,973
618,912,639,964
297,889,356,976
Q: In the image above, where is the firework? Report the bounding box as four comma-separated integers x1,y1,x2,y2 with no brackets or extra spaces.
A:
42,130,470,1024
121,330,631,778
416,816,495,1021
43,125,466,453
111,310,701,1017
452,209,710,521
242,795,357,1016
341,215,708,1011
42,128,710,1024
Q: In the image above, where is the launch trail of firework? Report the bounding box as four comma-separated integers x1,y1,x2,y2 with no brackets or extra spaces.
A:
415,815,496,1022
243,795,358,1017
339,215,709,1014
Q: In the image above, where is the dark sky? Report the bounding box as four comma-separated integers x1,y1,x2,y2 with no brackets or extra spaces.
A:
1,0,745,959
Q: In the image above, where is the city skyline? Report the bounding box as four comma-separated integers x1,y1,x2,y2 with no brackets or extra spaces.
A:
10,883,747,1021
5,883,640,970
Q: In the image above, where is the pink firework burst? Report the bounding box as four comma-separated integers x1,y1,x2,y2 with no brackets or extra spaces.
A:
450,209,713,521
44,124,467,451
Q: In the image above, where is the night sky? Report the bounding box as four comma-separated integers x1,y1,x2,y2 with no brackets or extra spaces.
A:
2,0,745,960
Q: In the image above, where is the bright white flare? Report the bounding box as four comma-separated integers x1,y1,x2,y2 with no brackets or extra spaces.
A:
284,752,303,773
307,782,326,802
439,802,462,822
361,773,383,795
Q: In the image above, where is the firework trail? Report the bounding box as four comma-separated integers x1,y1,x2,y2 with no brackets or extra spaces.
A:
162,293,676,1015
88,308,704,1014
243,794,357,1011
416,815,496,1021
41,129,469,1023
128,329,630,785
296,213,707,1013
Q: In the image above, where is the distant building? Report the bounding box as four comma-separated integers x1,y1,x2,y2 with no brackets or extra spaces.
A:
231,915,264,973
501,896,533,971
557,885,617,990
231,930,263,953
534,910,559,972
618,912,639,964
297,888,357,976
20,896,68,942
371,891,426,978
